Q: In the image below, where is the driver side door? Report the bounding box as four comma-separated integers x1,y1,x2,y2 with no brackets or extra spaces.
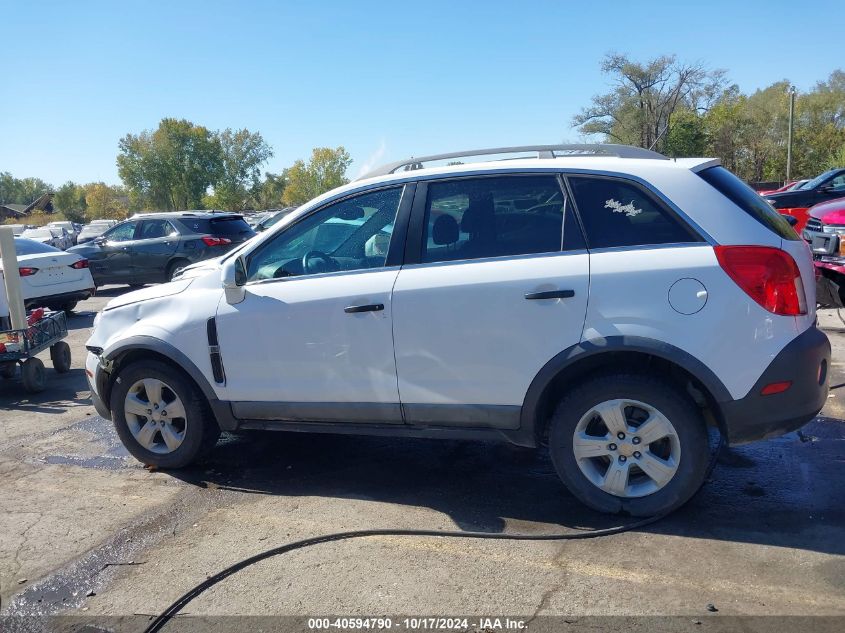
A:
86,220,138,284
214,184,412,424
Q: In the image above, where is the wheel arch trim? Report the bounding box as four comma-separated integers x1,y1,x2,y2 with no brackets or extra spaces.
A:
101,335,237,430
520,335,732,441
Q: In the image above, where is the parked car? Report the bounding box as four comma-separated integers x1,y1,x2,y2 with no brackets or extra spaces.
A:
48,221,80,245
254,207,298,232
757,179,809,195
68,211,255,287
799,196,845,307
763,168,845,231
77,220,117,245
5,224,27,236
21,227,71,250
0,238,95,312
85,144,828,517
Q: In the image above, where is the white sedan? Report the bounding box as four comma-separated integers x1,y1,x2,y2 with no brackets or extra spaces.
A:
0,238,95,313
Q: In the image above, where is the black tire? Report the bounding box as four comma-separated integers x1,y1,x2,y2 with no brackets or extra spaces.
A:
548,373,709,517
61,301,78,313
166,259,190,282
110,360,220,468
0,362,16,380
50,341,72,373
21,358,47,393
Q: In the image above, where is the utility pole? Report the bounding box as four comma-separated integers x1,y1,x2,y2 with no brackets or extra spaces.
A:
787,86,796,183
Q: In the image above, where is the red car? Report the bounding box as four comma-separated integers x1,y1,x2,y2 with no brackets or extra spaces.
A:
800,197,845,307
758,180,802,196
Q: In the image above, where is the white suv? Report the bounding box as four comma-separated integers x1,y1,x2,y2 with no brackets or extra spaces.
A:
85,145,830,516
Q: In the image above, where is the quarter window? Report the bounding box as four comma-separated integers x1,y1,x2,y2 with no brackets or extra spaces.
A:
568,177,701,249
421,176,565,263
246,187,403,281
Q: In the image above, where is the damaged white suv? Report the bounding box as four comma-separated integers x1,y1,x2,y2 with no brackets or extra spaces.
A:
86,145,829,516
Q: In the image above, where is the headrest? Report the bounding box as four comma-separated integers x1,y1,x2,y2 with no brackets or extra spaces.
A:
432,214,459,245
460,194,494,233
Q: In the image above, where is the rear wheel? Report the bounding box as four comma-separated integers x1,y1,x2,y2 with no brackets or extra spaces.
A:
21,358,47,393
110,361,220,468
50,342,72,373
549,373,709,517
60,301,78,313
167,259,190,282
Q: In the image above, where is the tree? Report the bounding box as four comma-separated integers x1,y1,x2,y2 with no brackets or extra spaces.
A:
53,181,88,223
117,118,223,210
573,53,726,152
85,183,129,220
207,128,274,210
282,147,352,206
251,171,287,209
0,172,53,205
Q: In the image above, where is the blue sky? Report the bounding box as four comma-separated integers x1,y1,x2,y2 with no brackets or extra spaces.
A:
1,0,841,186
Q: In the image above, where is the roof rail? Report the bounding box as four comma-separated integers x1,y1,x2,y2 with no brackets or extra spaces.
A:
359,144,668,180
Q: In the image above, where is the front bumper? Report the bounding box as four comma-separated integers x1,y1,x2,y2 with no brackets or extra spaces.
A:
86,351,112,419
719,326,830,444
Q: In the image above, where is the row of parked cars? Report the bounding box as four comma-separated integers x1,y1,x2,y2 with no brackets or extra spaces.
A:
7,219,119,250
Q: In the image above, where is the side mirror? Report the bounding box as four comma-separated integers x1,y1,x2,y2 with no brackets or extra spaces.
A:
221,256,247,304
820,185,834,193
94,236,107,246
781,214,799,227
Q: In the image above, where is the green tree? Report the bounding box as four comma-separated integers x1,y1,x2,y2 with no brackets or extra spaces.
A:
53,181,88,223
282,147,352,206
207,128,274,210
85,182,129,220
0,172,53,205
662,108,707,157
573,53,726,152
251,171,288,209
117,118,223,210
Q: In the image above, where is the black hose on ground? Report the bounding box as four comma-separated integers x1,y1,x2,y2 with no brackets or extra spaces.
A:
143,435,725,633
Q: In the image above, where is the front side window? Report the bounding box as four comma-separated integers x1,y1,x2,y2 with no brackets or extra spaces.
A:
246,186,403,282
568,176,701,249
830,173,845,191
421,176,565,263
105,221,138,242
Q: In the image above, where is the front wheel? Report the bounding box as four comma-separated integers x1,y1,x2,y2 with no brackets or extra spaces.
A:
549,373,710,517
110,361,220,468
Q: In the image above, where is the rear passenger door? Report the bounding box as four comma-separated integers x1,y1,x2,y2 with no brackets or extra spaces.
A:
391,174,589,429
131,219,179,282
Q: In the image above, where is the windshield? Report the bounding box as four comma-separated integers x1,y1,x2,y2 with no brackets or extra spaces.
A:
14,238,61,255
800,170,837,190
22,229,51,238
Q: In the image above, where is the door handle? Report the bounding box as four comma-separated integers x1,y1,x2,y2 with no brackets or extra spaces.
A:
344,303,385,313
524,290,575,300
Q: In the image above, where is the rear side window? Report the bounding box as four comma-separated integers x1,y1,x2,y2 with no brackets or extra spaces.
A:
568,176,702,249
698,166,799,241
421,176,565,263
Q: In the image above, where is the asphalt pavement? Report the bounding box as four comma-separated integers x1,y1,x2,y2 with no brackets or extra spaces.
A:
0,287,843,631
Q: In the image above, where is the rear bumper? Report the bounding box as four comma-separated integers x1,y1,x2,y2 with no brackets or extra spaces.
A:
719,326,830,445
26,288,95,309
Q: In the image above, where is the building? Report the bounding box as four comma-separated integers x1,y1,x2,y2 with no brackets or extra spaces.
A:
0,193,54,221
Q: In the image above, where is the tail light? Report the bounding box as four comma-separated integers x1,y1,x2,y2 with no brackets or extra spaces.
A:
201,236,232,247
18,267,38,277
69,259,89,269
714,246,807,316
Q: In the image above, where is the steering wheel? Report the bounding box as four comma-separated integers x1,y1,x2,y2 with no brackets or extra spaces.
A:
302,250,339,275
